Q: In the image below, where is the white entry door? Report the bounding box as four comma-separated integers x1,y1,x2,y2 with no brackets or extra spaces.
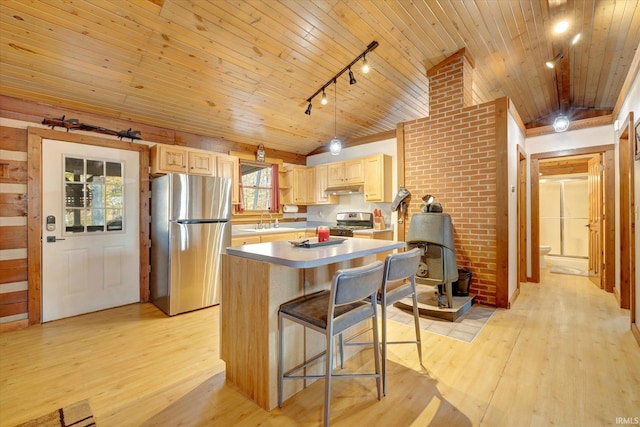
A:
42,139,140,322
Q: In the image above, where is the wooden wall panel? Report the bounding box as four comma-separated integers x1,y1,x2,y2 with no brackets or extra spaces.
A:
0,258,27,284
0,193,27,217
0,226,27,250
0,159,27,183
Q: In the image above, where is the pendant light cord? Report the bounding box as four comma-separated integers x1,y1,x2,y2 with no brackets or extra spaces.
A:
334,80,337,137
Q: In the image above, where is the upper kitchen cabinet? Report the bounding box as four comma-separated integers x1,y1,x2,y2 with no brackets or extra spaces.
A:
364,154,392,202
313,164,338,205
327,158,365,186
216,154,240,204
151,144,215,176
291,166,314,205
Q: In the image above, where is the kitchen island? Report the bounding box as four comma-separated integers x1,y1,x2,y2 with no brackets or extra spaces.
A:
221,237,406,410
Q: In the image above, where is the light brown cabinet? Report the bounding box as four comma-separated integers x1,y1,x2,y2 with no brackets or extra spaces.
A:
217,154,240,204
327,158,365,186
352,230,394,261
231,235,261,246
232,230,306,245
313,164,338,205
151,144,215,176
363,154,392,202
291,166,314,205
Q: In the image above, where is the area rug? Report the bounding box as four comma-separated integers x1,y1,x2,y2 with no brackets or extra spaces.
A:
550,265,589,276
387,304,495,344
12,399,95,427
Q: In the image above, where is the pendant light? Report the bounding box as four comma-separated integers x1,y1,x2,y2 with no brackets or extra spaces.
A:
329,80,342,155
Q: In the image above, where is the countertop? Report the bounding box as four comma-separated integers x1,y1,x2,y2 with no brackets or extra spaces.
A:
231,225,393,237
226,237,405,268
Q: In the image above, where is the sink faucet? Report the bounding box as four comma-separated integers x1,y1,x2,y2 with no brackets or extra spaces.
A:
258,211,274,229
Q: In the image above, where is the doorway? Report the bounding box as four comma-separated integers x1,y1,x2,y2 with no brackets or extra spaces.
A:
26,127,150,325
41,139,140,321
530,145,615,290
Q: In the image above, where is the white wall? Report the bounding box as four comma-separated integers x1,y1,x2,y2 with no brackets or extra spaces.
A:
615,68,640,324
305,138,398,236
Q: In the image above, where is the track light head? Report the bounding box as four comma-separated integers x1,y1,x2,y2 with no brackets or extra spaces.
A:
349,68,357,85
321,90,327,105
305,102,312,115
362,56,370,73
545,52,564,68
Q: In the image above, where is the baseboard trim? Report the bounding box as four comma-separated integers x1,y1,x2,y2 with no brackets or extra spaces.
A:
0,318,28,333
632,323,640,347
508,287,521,309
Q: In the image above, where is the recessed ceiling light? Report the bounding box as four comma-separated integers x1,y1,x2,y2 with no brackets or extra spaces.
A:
554,21,569,33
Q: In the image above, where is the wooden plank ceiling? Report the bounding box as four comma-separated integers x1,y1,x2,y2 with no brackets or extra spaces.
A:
1,0,638,155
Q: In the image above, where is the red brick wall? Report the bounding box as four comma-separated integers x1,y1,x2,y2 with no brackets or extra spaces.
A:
403,53,499,306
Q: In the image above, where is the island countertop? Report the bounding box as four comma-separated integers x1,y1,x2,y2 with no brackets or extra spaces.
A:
226,237,406,268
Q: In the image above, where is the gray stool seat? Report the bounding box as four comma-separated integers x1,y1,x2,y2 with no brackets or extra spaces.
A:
278,261,384,427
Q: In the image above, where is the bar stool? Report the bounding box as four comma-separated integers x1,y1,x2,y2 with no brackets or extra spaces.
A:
278,261,384,427
341,248,423,396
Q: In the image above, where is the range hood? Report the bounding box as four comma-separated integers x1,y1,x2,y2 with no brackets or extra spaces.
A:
324,184,364,195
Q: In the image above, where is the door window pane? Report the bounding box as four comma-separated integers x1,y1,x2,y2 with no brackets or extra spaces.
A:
63,156,124,234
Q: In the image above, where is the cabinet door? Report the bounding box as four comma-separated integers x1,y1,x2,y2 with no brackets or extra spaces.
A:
188,150,215,175
305,167,315,204
260,232,299,242
231,235,261,246
152,145,188,174
327,162,345,186
217,154,239,204
313,164,337,205
292,166,307,204
364,154,391,202
345,158,365,184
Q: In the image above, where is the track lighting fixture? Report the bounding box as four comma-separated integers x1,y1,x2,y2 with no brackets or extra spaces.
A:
545,52,564,68
321,90,327,105
349,68,357,85
303,41,378,115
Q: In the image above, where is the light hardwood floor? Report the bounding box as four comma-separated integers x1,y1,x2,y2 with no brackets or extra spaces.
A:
1,270,639,427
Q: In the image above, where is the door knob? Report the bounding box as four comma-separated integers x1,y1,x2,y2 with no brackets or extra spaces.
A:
46,236,66,243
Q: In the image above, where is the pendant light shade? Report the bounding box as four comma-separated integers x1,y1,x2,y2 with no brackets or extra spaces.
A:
329,137,342,155
553,115,570,132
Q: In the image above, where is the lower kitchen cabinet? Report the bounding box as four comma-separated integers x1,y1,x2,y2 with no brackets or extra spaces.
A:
231,230,306,246
352,230,394,261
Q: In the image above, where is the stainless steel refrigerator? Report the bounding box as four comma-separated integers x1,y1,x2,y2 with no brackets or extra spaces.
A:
150,173,232,315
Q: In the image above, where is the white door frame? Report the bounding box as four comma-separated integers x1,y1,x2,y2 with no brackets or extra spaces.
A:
27,127,150,325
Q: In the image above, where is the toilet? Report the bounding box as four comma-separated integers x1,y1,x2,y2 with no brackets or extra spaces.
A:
540,245,552,268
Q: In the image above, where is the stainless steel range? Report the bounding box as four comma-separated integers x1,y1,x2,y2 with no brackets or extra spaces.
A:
329,212,374,237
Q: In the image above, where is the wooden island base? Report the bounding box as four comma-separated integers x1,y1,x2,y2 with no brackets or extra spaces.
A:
220,238,405,410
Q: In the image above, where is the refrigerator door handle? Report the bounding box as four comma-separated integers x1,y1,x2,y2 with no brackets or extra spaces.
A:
174,219,229,224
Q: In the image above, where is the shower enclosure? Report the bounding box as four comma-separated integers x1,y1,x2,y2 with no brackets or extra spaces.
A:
539,176,588,259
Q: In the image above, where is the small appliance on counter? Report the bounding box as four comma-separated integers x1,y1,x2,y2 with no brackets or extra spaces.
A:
329,212,374,237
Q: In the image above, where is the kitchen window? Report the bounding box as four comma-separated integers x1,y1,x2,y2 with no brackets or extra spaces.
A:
239,160,279,212
63,156,124,233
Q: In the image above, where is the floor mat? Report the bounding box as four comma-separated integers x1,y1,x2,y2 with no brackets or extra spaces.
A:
11,400,95,427
387,303,495,343
550,265,589,276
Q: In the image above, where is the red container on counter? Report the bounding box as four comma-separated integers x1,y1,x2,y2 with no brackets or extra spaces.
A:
317,226,330,242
